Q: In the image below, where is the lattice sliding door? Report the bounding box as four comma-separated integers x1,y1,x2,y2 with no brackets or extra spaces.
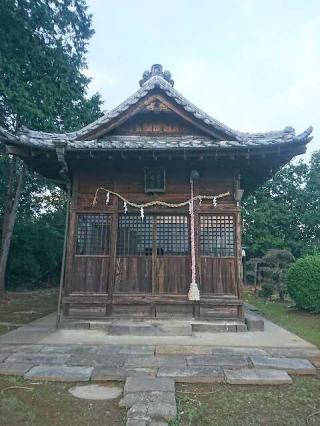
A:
154,215,191,294
199,214,237,295
114,214,191,294
114,215,153,293
72,213,112,293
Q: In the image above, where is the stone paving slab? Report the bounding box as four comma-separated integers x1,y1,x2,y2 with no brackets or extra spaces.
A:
0,344,44,353
40,345,97,355
265,348,320,364
155,345,210,355
124,355,186,369
0,362,34,376
147,401,177,421
224,368,293,385
119,391,176,408
24,365,93,381
68,353,128,367
0,352,11,362
250,355,316,375
95,345,155,356
126,419,149,426
127,404,148,418
124,377,175,394
210,347,269,356
6,352,71,365
92,367,157,381
313,359,320,368
119,346,155,355
157,366,224,383
186,355,249,368
123,377,176,426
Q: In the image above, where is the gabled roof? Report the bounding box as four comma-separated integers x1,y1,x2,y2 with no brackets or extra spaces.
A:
0,64,313,152
75,66,242,141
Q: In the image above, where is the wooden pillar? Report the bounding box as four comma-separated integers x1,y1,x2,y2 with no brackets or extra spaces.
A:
62,173,78,317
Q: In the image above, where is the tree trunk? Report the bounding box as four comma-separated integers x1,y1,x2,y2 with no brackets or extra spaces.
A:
1,156,16,246
254,263,258,293
0,161,25,294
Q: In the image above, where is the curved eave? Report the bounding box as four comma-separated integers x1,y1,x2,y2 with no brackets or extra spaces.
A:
0,127,313,154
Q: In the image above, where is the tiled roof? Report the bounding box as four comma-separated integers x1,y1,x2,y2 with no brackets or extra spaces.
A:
1,129,312,152
0,64,313,151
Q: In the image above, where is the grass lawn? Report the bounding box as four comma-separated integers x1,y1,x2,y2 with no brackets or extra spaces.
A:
0,376,126,426
0,289,58,335
245,292,320,348
172,378,320,426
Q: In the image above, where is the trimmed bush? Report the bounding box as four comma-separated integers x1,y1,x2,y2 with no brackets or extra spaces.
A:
258,282,273,298
287,255,320,313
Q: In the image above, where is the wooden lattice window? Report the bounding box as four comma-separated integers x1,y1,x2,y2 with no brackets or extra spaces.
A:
116,214,190,256
117,215,153,256
200,215,235,257
144,167,166,193
76,214,111,255
156,215,190,256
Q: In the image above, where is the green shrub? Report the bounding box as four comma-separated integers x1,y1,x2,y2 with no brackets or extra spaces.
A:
258,282,274,298
287,256,320,313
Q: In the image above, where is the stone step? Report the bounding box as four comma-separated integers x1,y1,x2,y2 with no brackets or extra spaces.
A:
245,313,264,331
122,377,176,425
191,320,247,333
250,355,317,375
61,320,193,336
24,365,93,382
224,368,293,385
61,319,249,334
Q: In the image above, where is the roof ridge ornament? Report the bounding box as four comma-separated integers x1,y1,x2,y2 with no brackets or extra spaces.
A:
139,64,174,87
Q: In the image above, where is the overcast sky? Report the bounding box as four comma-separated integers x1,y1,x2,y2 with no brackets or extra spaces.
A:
85,0,319,158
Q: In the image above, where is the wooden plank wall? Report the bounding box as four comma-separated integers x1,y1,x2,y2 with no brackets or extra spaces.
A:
64,160,240,299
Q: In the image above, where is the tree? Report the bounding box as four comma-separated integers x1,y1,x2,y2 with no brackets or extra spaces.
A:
246,257,264,293
0,0,103,293
242,155,320,259
261,249,294,301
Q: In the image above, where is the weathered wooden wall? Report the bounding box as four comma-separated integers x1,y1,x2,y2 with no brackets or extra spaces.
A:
63,159,242,319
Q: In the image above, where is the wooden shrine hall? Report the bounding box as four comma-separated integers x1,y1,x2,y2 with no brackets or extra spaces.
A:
0,64,312,322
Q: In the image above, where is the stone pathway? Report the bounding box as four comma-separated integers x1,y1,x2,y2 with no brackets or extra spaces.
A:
0,343,319,425
0,343,318,383
120,377,176,426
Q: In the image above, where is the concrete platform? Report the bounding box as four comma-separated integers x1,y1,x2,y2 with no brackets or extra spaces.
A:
0,309,315,349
